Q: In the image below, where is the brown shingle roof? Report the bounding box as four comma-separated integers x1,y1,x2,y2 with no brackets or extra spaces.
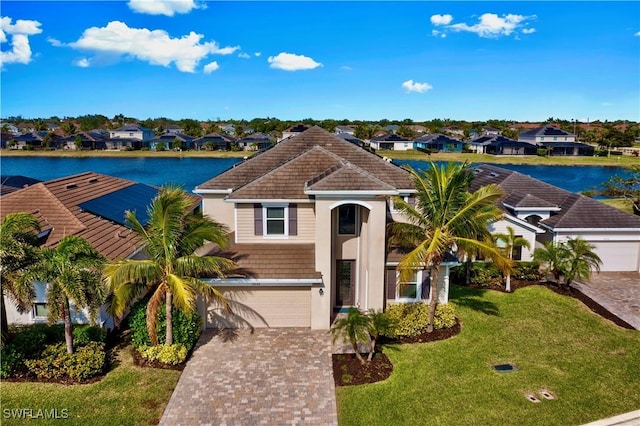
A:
0,172,193,260
197,126,413,197
502,192,559,209
470,165,640,230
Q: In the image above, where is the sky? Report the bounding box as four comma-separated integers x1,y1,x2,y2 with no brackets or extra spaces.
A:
1,1,639,123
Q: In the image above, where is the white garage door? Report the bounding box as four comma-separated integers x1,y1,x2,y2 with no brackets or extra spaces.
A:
591,241,640,272
206,286,311,329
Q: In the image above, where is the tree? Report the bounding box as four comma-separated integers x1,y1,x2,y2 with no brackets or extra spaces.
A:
366,309,395,362
533,241,568,283
562,237,602,286
0,213,41,345
493,226,531,292
60,121,78,137
600,165,640,215
21,236,105,354
388,162,510,332
330,307,371,365
74,135,84,150
104,186,236,345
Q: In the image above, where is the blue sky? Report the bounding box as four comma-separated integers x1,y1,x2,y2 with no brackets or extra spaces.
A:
1,1,639,122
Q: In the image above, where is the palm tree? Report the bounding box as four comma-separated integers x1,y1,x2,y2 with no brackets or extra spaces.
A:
60,121,78,137
493,226,531,292
104,186,235,345
562,237,602,286
0,213,41,345
366,309,395,362
330,307,371,365
21,236,105,354
533,241,569,283
388,162,510,332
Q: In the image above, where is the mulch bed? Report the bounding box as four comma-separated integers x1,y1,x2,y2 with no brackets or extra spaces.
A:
332,352,394,386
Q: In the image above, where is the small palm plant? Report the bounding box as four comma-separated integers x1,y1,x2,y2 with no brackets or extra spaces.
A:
367,309,395,362
493,226,531,292
562,237,602,286
533,241,568,283
330,307,371,365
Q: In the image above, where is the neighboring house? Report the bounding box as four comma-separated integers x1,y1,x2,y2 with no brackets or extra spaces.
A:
60,132,107,150
334,125,356,136
280,124,310,141
164,124,184,134
194,126,459,330
518,125,594,155
7,131,51,149
337,132,365,148
408,124,427,134
109,124,154,141
470,165,640,272
236,132,273,151
218,123,236,135
383,124,399,134
104,138,142,150
0,172,165,328
482,126,501,136
151,133,195,150
0,175,42,196
369,133,413,151
469,135,538,155
414,134,463,153
443,127,465,138
193,133,235,151
2,123,20,135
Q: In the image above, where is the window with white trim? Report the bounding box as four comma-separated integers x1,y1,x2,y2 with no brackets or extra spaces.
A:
32,303,48,319
397,270,422,302
264,206,287,236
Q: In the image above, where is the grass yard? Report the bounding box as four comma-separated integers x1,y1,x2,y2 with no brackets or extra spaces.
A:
337,285,640,426
0,344,181,425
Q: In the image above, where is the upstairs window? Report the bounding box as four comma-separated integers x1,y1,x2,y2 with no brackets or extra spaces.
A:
254,204,297,237
338,205,356,235
265,206,286,235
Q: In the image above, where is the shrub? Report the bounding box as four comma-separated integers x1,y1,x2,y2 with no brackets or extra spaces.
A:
0,345,24,378
536,148,548,157
127,297,202,350
24,342,106,382
513,262,543,281
384,303,457,338
10,323,64,358
470,262,503,287
138,344,188,365
73,325,106,346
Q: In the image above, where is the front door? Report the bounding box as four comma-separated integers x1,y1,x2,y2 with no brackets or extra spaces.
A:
336,260,355,307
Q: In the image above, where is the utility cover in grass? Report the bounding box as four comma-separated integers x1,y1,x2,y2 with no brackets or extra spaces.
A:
492,363,517,373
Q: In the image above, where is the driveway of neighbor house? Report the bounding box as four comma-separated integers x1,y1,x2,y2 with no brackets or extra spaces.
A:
572,272,640,330
159,328,338,426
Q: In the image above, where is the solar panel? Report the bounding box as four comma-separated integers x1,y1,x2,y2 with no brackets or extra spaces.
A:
79,183,159,226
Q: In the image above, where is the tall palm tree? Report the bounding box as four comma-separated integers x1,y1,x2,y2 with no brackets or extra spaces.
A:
105,186,235,345
0,213,41,345
562,237,602,286
21,236,105,354
388,162,510,332
494,226,531,292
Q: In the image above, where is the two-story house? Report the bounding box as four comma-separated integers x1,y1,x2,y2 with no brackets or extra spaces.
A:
194,126,456,330
109,124,154,141
414,133,463,153
518,125,594,156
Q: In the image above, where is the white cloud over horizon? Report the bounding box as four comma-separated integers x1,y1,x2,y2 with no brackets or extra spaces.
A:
0,16,42,66
402,80,433,93
68,21,239,72
238,52,250,59
267,52,322,71
127,0,203,16
635,31,640,37
431,13,536,39
75,58,90,67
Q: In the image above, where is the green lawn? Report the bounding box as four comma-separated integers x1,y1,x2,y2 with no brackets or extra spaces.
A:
337,285,640,426
0,344,181,425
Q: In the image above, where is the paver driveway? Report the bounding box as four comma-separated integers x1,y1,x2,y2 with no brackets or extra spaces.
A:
159,328,338,426
572,272,640,330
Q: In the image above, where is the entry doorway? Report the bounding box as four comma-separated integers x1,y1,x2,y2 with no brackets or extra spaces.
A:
335,260,355,307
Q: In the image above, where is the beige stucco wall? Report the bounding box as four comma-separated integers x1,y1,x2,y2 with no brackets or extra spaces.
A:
201,195,235,231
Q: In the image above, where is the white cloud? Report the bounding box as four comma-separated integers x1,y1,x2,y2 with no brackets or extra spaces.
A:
254,52,261,57
68,21,239,73
267,52,322,71
522,28,536,34
238,52,250,59
203,61,219,73
402,80,433,93
340,65,352,71
635,31,640,37
75,58,90,68
127,0,202,16
0,16,42,66
431,30,446,38
431,14,453,26
448,13,536,38
47,37,63,47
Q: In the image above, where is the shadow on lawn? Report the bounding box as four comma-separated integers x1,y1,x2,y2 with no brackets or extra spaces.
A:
450,286,500,316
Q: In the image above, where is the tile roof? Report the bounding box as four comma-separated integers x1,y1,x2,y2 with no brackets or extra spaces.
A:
371,133,410,142
197,126,414,196
1,172,198,260
1,175,42,196
519,125,573,138
470,165,640,230
502,192,559,209
415,133,462,144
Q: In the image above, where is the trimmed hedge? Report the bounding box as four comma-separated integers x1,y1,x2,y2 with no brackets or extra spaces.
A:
24,342,106,382
451,261,542,287
384,303,457,338
127,297,202,351
138,344,188,365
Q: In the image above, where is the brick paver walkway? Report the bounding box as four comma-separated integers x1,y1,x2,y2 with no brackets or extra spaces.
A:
159,328,338,426
572,272,640,330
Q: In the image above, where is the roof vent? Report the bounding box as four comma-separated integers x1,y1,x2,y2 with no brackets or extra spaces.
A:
66,183,78,189
87,178,99,183
489,172,499,178
473,168,483,173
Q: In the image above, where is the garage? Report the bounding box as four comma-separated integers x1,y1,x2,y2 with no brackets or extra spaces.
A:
591,241,640,272
206,286,311,329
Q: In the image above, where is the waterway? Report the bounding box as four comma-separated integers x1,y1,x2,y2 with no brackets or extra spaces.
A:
0,156,632,195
